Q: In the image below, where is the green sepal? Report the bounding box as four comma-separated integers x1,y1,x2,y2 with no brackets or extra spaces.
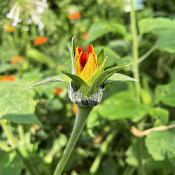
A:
62,71,89,91
29,74,71,88
68,36,76,74
86,57,107,86
88,63,132,95
104,73,138,85
97,48,104,66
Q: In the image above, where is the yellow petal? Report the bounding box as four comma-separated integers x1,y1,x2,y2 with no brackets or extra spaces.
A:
75,56,82,76
79,53,98,82
75,48,80,63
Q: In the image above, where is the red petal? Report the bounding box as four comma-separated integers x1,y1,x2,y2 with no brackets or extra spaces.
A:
79,52,88,68
86,45,92,55
78,47,84,53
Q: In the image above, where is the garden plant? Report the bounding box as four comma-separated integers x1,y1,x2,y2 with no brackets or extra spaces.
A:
1,0,175,175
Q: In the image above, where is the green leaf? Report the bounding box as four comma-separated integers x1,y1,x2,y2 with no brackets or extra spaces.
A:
98,158,117,175
146,130,175,164
62,71,88,90
155,80,175,107
86,108,100,129
104,73,138,85
26,48,55,68
94,46,120,67
85,20,126,44
155,30,175,53
29,74,71,88
126,140,140,167
149,107,169,126
0,151,24,175
98,91,149,122
68,36,76,74
86,57,107,87
88,63,131,95
0,82,36,118
138,17,175,35
1,114,42,127
97,48,104,66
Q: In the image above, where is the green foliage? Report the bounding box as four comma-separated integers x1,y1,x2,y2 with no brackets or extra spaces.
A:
155,80,175,107
98,90,149,122
0,151,24,175
1,0,175,174
0,82,36,116
146,130,175,164
84,20,127,45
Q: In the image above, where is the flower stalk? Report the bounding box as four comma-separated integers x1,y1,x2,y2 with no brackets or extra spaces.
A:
130,0,141,102
53,105,93,175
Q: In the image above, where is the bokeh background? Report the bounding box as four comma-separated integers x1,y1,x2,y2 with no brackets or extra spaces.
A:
1,0,175,174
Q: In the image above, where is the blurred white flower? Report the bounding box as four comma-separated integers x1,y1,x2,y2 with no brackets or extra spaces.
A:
124,0,144,12
6,0,48,31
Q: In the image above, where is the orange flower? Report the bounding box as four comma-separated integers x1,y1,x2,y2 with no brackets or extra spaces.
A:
75,45,98,82
68,13,81,20
72,105,77,116
5,25,14,32
11,56,24,64
83,32,88,39
54,88,63,95
34,36,48,45
0,75,15,82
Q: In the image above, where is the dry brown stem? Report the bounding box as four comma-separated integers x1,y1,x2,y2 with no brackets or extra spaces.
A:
131,124,175,137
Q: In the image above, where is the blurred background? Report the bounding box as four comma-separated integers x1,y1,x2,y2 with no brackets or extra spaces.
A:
1,0,175,175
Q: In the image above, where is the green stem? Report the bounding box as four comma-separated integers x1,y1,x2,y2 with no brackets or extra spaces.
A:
138,48,154,64
130,0,141,102
16,148,39,175
0,120,39,175
0,141,10,152
53,105,93,175
90,131,117,174
26,148,41,175
18,124,25,145
0,120,17,148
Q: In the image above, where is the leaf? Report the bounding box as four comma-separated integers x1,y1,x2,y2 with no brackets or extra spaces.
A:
0,82,36,118
98,158,117,175
104,73,138,85
155,30,175,53
97,48,104,66
62,71,88,91
0,151,24,175
26,48,55,68
139,17,175,35
149,107,169,126
126,140,140,167
86,57,107,87
146,130,175,165
1,114,42,127
155,80,175,107
68,36,76,74
88,63,131,95
94,46,120,67
85,20,127,44
98,91,149,122
29,74,71,88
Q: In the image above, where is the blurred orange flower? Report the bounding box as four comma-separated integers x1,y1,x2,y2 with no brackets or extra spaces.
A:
83,32,88,39
54,88,63,95
68,13,81,20
0,75,15,82
5,25,14,32
11,56,24,64
34,36,48,45
72,105,77,116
